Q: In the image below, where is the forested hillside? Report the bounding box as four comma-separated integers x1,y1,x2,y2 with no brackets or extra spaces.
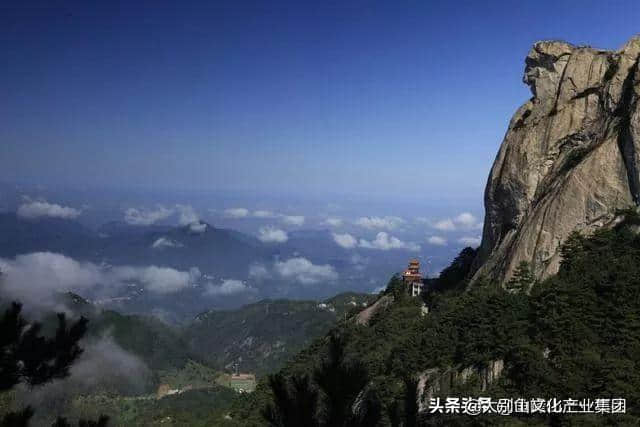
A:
234,211,640,426
187,293,375,375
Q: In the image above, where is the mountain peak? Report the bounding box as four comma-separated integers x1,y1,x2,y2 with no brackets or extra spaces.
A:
473,34,640,284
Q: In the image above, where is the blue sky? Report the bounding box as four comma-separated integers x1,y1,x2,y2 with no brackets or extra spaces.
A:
2,0,640,204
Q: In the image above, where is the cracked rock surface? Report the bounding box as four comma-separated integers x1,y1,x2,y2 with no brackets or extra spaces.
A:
473,36,640,284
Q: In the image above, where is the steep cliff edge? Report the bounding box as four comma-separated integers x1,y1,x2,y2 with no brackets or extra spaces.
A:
473,35,640,284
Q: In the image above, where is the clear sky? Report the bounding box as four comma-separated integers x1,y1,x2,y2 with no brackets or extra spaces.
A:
2,1,640,202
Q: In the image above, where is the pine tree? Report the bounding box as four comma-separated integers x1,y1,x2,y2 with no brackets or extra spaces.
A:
506,261,536,293
0,301,107,426
262,331,382,427
261,373,319,427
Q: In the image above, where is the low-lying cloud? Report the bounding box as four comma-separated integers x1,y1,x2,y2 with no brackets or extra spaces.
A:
431,212,483,232
250,257,338,285
253,210,277,218
359,232,420,251
457,236,482,247
18,335,152,410
355,216,404,230
432,218,456,231
124,205,173,226
151,237,183,249
332,231,420,251
281,215,305,226
333,232,358,249
274,257,338,285
224,208,249,218
123,204,205,228
204,279,254,296
222,208,305,227
258,226,288,243
176,204,200,226
188,222,207,234
323,217,343,227
427,236,447,246
17,199,81,220
248,263,271,281
0,252,198,311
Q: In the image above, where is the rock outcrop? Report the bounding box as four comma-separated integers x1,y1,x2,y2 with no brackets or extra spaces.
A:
416,360,505,412
473,35,640,284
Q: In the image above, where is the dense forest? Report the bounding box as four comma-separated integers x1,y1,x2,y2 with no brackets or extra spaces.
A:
232,211,640,426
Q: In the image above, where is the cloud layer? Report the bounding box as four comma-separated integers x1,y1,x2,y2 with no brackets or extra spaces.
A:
0,252,198,311
258,226,288,243
355,216,404,230
273,257,338,285
332,231,420,251
333,232,358,249
457,236,482,247
250,257,338,285
176,204,200,226
17,200,81,220
204,279,254,296
223,208,305,226
281,215,305,226
224,208,249,218
151,237,183,249
359,232,420,251
323,217,343,227
427,236,447,246
124,206,173,226
19,335,151,408
430,212,482,232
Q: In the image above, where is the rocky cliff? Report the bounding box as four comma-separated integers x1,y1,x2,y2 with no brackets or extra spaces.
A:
473,35,640,284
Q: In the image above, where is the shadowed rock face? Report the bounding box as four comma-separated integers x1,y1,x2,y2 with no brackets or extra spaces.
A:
473,35,640,284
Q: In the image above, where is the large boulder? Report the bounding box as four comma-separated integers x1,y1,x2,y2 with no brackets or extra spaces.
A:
473,36,640,284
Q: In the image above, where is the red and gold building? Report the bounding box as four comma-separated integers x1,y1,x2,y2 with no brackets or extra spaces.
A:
402,259,424,297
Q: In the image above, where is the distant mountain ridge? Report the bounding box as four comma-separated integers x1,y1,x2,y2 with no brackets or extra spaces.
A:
0,213,276,277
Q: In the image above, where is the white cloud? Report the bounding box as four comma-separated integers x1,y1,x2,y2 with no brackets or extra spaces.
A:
176,204,199,226
323,217,343,227
457,236,482,247
427,236,447,246
332,233,358,249
273,257,338,285
0,253,101,303
20,335,151,403
0,252,198,311
224,208,249,218
258,226,288,243
253,210,277,218
359,232,420,251
248,263,271,281
204,279,253,296
281,215,305,226
124,206,173,226
433,218,456,231
151,237,183,249
17,200,81,220
355,216,404,230
430,212,483,232
455,212,477,228
188,222,207,234
372,285,386,294
113,265,193,294
349,253,369,271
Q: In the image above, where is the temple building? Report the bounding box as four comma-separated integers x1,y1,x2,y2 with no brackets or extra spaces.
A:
402,259,424,297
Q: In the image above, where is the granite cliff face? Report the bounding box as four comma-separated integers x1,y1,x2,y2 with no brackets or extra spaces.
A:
473,35,640,284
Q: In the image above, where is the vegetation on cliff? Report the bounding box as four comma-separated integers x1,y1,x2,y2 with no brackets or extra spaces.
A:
236,217,640,426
